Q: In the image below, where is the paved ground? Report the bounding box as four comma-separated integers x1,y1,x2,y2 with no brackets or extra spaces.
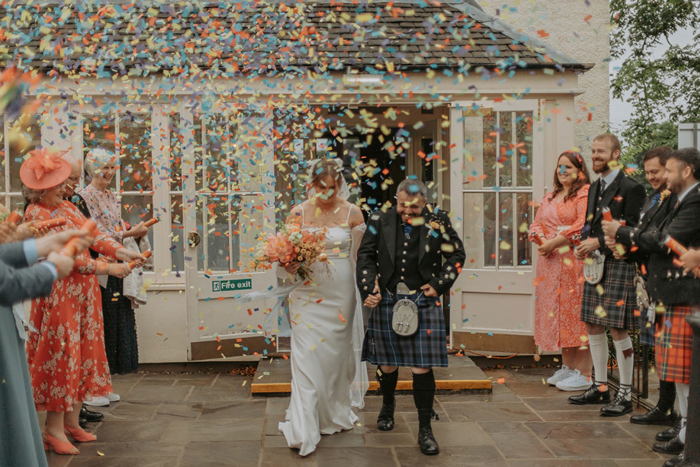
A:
43,367,674,467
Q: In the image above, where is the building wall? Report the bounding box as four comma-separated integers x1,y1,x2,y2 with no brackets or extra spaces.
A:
479,0,611,160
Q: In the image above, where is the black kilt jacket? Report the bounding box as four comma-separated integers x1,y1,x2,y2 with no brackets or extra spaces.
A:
637,184,700,305
356,206,465,302
580,171,647,260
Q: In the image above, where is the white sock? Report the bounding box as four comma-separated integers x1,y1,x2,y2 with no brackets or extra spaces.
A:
677,383,690,443
613,337,634,401
588,333,609,389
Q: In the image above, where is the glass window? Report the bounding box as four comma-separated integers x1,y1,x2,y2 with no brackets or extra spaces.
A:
463,109,534,270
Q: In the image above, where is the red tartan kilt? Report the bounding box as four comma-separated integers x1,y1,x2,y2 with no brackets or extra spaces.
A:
656,305,694,384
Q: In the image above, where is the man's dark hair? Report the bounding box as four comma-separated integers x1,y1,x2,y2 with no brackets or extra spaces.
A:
669,147,700,180
643,146,673,166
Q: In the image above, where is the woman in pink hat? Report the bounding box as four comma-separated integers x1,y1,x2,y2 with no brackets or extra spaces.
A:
21,148,145,455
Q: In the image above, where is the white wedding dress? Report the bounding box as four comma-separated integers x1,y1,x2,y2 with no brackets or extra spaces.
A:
278,208,368,456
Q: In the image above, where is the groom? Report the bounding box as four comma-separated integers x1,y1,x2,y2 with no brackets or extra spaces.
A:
356,178,465,455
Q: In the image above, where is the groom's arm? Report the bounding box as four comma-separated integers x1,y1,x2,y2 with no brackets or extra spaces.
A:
356,212,380,302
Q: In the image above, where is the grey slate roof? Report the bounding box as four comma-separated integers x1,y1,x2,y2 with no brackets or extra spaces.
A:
0,1,587,78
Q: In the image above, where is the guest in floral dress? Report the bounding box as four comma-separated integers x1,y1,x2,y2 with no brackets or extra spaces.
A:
76,148,152,405
21,148,145,455
530,151,592,391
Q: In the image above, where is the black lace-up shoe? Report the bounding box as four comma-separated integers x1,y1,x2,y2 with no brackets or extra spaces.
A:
663,452,684,467
600,391,633,417
568,384,611,405
417,409,439,455
653,435,684,455
656,419,682,442
630,407,679,425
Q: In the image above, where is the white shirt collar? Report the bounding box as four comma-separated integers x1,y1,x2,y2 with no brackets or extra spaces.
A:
677,181,700,203
600,169,620,190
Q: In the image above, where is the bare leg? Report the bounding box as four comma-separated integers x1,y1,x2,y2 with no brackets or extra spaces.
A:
575,346,593,378
45,411,70,443
561,347,577,370
411,367,430,375
380,365,399,374
64,402,82,429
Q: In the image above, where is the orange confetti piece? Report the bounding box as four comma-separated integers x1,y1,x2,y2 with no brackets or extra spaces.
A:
338,312,346,323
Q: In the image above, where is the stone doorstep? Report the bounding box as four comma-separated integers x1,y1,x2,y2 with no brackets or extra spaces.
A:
250,355,493,396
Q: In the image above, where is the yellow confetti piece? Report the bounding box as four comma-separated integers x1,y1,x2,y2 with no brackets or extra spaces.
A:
97,451,105,457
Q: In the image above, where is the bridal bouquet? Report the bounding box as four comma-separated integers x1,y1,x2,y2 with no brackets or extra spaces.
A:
253,224,328,280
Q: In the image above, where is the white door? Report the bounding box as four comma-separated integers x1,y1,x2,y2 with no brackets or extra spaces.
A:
449,100,544,351
181,107,278,360
408,119,442,208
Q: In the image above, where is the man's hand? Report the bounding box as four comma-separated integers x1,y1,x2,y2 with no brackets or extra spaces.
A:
680,249,700,275
601,220,621,239
604,237,626,260
574,238,600,259
363,283,381,308
421,283,438,297
36,230,92,258
47,251,75,279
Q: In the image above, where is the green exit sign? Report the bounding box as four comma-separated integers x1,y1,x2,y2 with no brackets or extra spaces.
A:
212,279,252,293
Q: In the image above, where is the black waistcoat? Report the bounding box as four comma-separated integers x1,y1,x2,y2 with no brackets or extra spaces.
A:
386,222,422,293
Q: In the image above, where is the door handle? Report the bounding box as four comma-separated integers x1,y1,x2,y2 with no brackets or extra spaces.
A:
188,231,201,248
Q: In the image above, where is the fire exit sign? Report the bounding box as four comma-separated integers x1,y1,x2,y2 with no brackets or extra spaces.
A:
212,279,252,293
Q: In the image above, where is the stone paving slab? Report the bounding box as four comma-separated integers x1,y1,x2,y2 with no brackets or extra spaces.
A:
43,367,672,466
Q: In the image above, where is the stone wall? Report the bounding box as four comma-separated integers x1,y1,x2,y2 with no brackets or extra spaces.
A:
479,0,611,157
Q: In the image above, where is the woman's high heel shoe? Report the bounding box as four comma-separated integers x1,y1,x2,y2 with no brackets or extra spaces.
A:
42,432,79,455
64,425,97,442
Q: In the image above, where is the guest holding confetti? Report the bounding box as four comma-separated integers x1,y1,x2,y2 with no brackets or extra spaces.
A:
0,218,91,466
530,151,592,391
21,148,145,455
77,147,152,406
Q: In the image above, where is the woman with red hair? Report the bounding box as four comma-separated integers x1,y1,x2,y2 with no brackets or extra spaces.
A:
530,151,592,391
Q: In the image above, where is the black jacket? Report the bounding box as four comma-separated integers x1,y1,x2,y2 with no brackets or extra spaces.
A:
615,191,677,265
637,184,700,305
356,206,465,302
581,171,646,260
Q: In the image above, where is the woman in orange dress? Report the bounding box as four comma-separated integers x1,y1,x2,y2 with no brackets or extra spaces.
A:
530,151,592,391
20,149,144,455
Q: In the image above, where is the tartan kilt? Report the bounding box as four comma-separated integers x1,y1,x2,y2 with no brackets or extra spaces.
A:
580,257,637,330
362,291,447,368
656,304,695,384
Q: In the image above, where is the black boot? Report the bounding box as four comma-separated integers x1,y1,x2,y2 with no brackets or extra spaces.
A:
413,370,439,456
376,368,398,431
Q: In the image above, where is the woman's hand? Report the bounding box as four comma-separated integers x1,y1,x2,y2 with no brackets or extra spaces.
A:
116,248,147,263
537,239,557,257
107,263,132,279
363,283,382,308
601,220,621,239
0,222,17,244
283,261,301,275
125,221,149,239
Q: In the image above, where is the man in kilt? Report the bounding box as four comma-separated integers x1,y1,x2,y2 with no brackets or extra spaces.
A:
602,146,681,430
571,134,646,415
356,178,465,456
632,148,700,466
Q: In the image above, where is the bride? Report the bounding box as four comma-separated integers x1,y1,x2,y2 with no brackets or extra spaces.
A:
278,158,368,456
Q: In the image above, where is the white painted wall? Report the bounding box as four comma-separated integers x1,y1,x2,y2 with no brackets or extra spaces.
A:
479,0,611,161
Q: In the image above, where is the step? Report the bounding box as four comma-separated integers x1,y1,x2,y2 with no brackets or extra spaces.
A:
251,354,492,396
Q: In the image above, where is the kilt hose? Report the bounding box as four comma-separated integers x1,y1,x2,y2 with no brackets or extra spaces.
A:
581,256,637,330
656,304,697,384
362,291,447,368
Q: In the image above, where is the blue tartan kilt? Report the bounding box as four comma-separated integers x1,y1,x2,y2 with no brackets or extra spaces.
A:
361,291,448,368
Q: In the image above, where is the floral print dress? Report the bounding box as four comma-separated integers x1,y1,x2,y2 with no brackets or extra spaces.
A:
530,186,589,351
24,201,121,412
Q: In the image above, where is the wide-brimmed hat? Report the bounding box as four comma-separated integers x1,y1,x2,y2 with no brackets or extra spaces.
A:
20,147,70,190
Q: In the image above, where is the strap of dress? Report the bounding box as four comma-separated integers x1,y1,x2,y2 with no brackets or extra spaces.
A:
300,205,305,224
345,205,352,224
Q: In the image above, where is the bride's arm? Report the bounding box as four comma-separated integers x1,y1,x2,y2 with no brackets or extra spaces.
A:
348,205,366,265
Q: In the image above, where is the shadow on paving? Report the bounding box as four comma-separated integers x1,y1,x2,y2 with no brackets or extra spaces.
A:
43,368,670,466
